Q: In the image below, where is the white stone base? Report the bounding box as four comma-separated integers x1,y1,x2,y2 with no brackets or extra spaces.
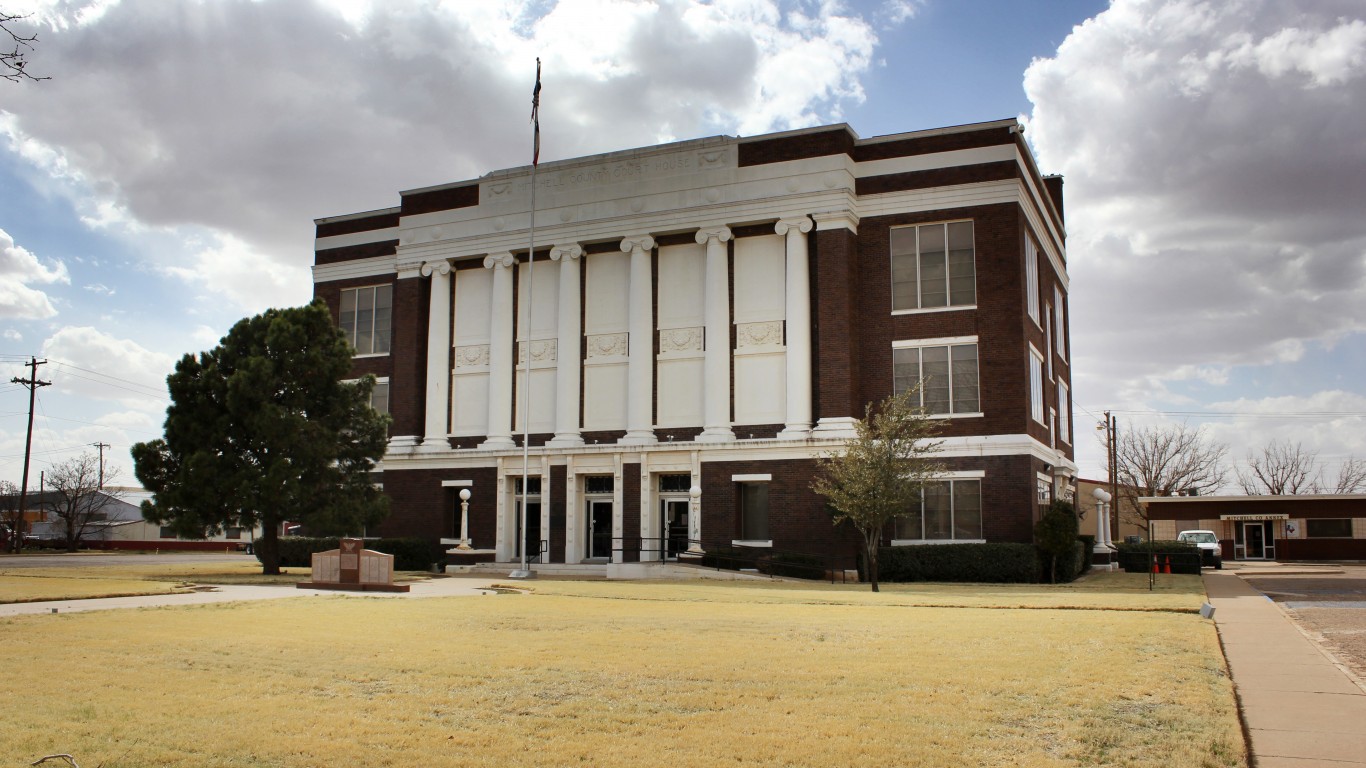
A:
778,425,812,440
619,430,657,445
813,417,859,438
547,433,585,448
695,427,736,443
478,436,517,450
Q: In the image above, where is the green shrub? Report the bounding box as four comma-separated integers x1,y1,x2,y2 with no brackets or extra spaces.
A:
1045,540,1086,584
264,536,444,571
877,543,1040,583
757,552,827,580
1078,535,1096,574
698,547,755,570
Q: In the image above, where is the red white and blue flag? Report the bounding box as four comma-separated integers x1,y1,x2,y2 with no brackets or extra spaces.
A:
531,57,542,166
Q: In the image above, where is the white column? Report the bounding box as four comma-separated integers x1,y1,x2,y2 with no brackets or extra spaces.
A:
419,260,452,450
620,234,657,445
696,225,734,442
548,244,584,447
480,253,517,450
776,215,814,439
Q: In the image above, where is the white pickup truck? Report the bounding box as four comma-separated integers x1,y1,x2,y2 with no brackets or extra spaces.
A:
1177,530,1223,569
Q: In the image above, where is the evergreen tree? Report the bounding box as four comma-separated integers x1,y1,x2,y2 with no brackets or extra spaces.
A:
1035,499,1079,584
133,301,389,574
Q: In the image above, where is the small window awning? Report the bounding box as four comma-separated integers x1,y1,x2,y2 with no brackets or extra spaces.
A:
1218,514,1288,521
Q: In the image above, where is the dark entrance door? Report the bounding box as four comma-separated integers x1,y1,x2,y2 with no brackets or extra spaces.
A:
1244,522,1266,559
662,499,689,560
588,500,612,560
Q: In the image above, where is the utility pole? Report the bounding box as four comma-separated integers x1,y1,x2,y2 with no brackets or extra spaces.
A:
1103,410,1118,541
92,442,110,489
11,357,51,552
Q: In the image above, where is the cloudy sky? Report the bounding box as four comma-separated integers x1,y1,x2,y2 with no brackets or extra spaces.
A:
2,0,1363,493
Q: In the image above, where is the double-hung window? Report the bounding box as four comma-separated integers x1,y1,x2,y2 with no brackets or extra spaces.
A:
893,339,980,415
895,479,983,540
891,221,975,311
1029,345,1046,425
1053,286,1067,360
1025,235,1040,324
1057,380,1070,444
369,378,390,415
340,284,393,356
738,481,770,542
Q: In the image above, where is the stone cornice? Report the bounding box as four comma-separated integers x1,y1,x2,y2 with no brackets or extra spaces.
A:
811,210,859,233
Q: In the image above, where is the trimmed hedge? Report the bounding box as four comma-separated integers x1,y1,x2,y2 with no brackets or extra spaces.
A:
1078,535,1096,575
877,543,1040,583
757,552,827,580
265,536,445,571
1046,540,1087,584
1115,540,1201,574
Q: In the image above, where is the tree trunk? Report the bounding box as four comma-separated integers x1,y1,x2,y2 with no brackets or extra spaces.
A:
864,535,880,593
257,524,281,575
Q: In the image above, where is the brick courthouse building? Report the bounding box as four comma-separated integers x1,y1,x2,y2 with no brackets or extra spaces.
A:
310,119,1077,571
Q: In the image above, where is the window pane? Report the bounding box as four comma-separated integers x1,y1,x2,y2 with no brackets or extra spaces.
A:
339,289,357,348
893,347,919,397
370,381,389,415
951,344,979,413
584,476,614,494
1054,287,1066,358
953,481,982,539
1025,238,1040,321
947,222,975,306
741,483,769,540
890,227,919,311
356,287,375,355
1306,519,1352,538
924,482,952,539
373,285,393,355
1030,353,1045,423
659,474,691,493
922,345,950,414
895,506,922,540
918,225,947,307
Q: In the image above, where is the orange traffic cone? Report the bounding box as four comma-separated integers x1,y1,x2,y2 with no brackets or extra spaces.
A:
1152,558,1159,574
1163,556,1172,574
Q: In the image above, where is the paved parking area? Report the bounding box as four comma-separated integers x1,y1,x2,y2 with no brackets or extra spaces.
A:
1244,567,1366,685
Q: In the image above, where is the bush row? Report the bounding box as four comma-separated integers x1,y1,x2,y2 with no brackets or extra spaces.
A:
697,548,830,580
876,543,1041,583
264,536,445,571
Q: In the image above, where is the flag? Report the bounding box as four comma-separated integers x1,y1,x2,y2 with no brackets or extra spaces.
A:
531,57,541,166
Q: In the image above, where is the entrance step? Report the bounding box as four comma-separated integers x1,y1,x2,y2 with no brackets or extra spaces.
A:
455,560,799,581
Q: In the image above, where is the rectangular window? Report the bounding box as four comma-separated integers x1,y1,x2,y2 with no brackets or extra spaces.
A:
893,341,980,415
1058,381,1070,444
370,379,389,415
1044,305,1054,380
224,527,242,540
1306,519,1353,538
658,474,692,493
583,476,614,495
891,221,975,311
339,285,393,356
895,479,983,540
1054,287,1066,360
159,526,176,539
1029,347,1045,425
739,483,769,541
1025,236,1040,324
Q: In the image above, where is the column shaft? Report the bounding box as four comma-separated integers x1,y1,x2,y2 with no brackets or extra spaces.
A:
548,244,584,447
481,253,517,450
777,216,813,439
696,226,734,442
420,261,452,449
621,235,656,445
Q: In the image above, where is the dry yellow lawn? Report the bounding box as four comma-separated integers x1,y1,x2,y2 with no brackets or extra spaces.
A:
0,578,1243,768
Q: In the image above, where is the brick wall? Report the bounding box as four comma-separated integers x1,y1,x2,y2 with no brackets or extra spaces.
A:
374,466,497,547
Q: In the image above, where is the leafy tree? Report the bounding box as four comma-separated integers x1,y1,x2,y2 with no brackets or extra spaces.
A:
1114,423,1228,526
812,387,943,592
133,301,390,574
1034,499,1079,584
1,479,22,552
45,453,121,552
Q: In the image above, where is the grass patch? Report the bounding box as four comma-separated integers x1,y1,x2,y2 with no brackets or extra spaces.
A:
0,579,1243,767
0,561,433,603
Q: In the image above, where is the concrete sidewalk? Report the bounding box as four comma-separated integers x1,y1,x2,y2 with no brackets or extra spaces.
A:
0,576,507,617
1205,571,1366,767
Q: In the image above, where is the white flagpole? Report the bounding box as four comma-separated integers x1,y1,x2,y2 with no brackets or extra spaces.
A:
512,58,541,579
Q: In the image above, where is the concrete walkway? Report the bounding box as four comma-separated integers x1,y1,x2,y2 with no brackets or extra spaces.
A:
0,576,507,617
1205,571,1366,767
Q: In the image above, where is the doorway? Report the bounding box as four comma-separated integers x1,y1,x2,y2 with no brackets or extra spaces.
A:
1242,521,1272,560
587,499,613,560
661,498,689,560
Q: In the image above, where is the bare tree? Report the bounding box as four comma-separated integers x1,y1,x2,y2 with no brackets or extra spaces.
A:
1238,439,1320,495
45,453,120,552
3,11,48,83
1326,457,1366,494
0,479,22,552
1113,423,1228,526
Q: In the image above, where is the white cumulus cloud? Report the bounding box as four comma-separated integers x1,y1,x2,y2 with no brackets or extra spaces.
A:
0,228,69,319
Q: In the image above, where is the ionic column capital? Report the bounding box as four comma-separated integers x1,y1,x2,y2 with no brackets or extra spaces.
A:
549,243,583,262
483,252,516,270
420,259,451,278
619,234,656,253
775,216,813,236
694,225,733,245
